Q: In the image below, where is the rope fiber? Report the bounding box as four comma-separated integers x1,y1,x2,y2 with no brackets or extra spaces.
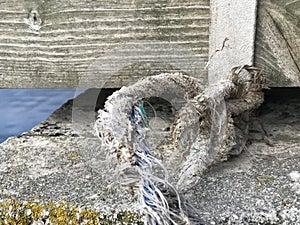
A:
95,66,266,224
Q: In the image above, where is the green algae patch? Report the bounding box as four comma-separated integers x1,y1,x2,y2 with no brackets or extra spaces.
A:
0,199,142,225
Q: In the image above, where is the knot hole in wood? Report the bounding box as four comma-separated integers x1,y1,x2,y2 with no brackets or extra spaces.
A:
26,9,42,31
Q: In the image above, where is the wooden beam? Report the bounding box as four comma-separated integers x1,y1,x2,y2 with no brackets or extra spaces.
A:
255,0,300,87
208,0,258,84
0,0,210,88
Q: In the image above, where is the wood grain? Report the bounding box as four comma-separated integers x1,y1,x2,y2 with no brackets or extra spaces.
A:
0,0,210,88
255,0,300,87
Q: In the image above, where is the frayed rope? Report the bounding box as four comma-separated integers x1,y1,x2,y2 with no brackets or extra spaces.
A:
95,67,266,225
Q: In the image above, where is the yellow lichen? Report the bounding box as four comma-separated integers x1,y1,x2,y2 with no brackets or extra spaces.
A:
30,202,43,221
68,206,79,225
79,209,99,225
67,153,80,158
256,175,276,190
49,203,70,224
0,198,142,225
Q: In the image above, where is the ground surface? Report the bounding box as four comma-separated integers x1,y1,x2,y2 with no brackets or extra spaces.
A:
0,88,299,224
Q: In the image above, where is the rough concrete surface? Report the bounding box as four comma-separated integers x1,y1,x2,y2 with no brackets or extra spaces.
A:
0,88,299,224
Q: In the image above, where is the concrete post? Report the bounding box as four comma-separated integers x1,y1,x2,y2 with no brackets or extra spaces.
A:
208,0,258,83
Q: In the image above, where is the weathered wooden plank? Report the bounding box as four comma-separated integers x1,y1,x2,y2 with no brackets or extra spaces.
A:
208,0,257,83
0,0,210,88
255,0,300,87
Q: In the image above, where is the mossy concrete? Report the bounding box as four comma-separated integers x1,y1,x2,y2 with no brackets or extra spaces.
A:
0,89,299,224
